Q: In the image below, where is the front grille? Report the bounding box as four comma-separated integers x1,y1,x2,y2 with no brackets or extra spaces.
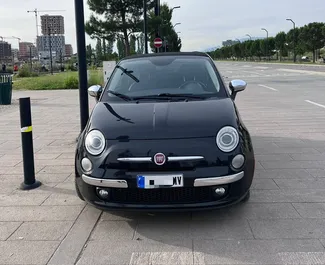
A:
105,187,221,204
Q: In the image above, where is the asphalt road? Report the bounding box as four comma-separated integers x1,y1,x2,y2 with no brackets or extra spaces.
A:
1,61,325,265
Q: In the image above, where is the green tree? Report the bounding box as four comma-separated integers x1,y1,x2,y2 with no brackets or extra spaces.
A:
130,34,137,54
275,31,287,61
299,22,325,62
147,3,182,52
86,44,93,64
95,39,103,61
117,37,125,59
86,0,154,56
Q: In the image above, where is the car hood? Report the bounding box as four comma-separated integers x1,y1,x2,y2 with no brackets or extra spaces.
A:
88,98,239,140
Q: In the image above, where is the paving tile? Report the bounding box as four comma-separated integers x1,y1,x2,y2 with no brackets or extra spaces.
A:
193,239,325,265
290,153,325,161
0,241,59,264
0,222,22,240
249,219,325,239
0,193,48,206
260,161,324,169
274,178,325,189
250,189,325,203
255,154,293,161
0,205,84,221
307,169,325,178
189,219,254,240
251,178,279,190
76,239,193,265
254,169,312,179
38,165,74,174
42,193,85,206
254,147,320,155
293,203,325,218
8,221,74,241
90,220,136,241
36,172,71,183
192,203,300,220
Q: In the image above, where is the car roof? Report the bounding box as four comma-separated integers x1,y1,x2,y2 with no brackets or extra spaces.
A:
120,52,210,62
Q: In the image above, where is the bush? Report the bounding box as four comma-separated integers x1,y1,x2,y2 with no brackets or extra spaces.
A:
64,75,79,89
17,65,32,77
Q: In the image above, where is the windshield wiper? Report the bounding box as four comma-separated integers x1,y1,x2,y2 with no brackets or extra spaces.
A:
132,93,207,101
107,90,133,101
116,65,139,83
157,93,206,99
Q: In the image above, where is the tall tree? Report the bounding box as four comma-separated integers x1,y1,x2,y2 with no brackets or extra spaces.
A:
275,31,287,61
95,39,103,61
86,0,154,56
117,37,125,59
86,44,93,64
147,3,182,52
130,34,137,54
299,22,325,62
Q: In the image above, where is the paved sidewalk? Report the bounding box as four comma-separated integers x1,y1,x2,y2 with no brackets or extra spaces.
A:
1,62,325,265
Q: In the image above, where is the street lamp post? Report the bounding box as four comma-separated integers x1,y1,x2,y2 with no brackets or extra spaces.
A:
173,23,181,29
261,28,269,61
246,34,252,40
286,18,296,63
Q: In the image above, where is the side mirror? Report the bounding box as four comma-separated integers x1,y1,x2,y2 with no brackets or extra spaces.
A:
88,85,102,101
229,79,247,100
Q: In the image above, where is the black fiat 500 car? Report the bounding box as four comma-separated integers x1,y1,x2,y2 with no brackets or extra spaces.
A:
74,52,255,211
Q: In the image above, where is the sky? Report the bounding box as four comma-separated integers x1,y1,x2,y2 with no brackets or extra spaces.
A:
1,0,325,52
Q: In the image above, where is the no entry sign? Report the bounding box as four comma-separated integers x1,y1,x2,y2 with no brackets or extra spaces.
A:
154,37,163,48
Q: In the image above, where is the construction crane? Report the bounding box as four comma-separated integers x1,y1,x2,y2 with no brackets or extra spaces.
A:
27,8,66,38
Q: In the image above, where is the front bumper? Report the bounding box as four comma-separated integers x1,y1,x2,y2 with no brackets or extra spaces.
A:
76,165,254,211
81,171,245,188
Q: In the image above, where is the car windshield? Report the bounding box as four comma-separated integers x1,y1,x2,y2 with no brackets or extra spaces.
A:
101,55,227,101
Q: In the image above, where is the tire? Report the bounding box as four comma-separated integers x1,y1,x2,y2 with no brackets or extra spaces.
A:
75,178,85,201
241,190,250,202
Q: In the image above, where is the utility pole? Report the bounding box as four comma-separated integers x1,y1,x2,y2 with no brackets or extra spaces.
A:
48,27,53,75
155,0,160,53
143,0,148,54
29,46,32,70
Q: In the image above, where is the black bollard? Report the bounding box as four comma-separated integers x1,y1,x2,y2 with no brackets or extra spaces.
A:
19,97,41,190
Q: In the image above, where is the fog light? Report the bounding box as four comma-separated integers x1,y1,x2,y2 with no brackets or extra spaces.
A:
215,187,226,196
232,154,245,169
98,189,109,199
81,158,92,172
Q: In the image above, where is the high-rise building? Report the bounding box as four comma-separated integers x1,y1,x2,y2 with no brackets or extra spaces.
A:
19,42,37,60
41,15,65,35
12,49,19,62
37,35,65,58
65,44,73,57
0,41,12,63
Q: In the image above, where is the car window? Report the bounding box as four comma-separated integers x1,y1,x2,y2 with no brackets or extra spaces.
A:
101,56,227,100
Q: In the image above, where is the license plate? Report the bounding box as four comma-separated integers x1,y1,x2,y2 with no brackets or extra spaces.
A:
137,174,183,189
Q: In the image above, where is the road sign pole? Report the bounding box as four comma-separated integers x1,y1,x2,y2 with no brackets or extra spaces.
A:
74,0,89,132
143,0,148,54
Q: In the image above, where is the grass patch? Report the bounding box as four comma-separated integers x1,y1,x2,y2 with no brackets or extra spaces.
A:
13,70,104,90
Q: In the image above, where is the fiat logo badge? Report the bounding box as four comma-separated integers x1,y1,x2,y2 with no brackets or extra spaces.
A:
153,153,166,166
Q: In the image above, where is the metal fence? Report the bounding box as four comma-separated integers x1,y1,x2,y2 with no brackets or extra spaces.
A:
0,73,13,105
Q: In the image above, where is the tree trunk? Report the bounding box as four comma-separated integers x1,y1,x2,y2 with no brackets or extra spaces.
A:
121,12,130,56
313,48,316,63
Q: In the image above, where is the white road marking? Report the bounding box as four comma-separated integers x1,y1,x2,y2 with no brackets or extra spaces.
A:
258,84,278,91
305,100,325,109
129,252,205,265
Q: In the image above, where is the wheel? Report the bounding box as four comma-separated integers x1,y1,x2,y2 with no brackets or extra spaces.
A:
75,177,85,201
241,190,250,202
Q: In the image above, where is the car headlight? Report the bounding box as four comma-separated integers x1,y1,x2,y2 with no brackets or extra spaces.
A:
216,126,239,152
85,130,106,155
